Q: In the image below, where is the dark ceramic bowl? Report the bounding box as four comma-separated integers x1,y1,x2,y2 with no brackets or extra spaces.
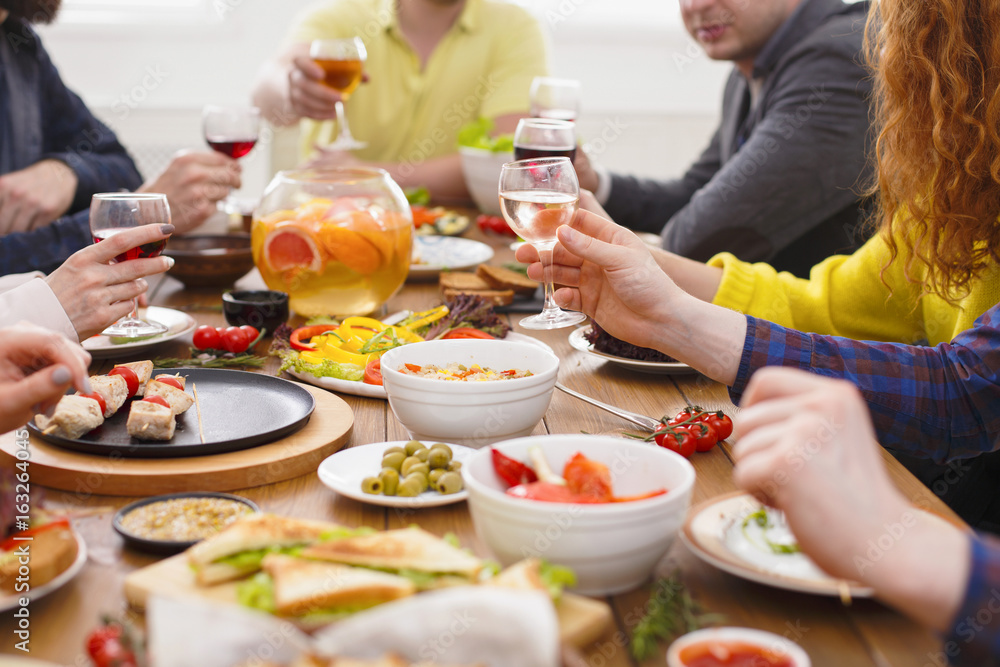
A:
113,492,260,554
162,234,254,288
222,289,290,335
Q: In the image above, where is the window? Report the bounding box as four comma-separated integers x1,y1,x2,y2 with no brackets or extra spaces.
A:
58,0,220,25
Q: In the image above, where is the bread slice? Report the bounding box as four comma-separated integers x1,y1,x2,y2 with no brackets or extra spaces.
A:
188,514,342,585
299,526,482,578
438,272,491,291
0,523,78,594
262,555,416,617
476,264,538,296
441,288,514,307
489,558,546,591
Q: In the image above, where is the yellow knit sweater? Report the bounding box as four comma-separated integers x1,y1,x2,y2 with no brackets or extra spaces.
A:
708,232,1000,345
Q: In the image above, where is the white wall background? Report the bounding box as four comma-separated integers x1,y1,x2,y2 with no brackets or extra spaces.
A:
36,0,733,198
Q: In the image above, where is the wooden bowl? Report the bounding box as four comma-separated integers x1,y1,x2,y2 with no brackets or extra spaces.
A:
163,234,254,288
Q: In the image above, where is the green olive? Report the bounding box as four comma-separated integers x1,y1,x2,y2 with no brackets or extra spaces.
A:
361,476,383,495
404,440,427,456
379,468,400,496
428,468,446,486
382,452,406,471
430,443,453,457
401,456,424,476
407,462,430,478
447,460,462,472
436,471,464,495
383,446,406,456
405,472,429,493
397,479,422,497
427,449,451,469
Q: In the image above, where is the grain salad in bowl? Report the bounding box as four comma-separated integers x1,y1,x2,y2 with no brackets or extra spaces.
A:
113,492,259,554
396,362,533,381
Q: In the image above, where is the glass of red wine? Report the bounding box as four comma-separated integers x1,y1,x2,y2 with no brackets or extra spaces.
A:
529,77,581,122
203,105,261,213
513,119,577,164
90,193,171,338
499,157,585,329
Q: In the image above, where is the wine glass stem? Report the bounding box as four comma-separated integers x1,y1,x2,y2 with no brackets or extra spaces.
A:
127,297,141,323
335,100,355,142
539,247,560,314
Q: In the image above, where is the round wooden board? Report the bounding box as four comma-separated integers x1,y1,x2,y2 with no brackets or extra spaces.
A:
0,383,353,496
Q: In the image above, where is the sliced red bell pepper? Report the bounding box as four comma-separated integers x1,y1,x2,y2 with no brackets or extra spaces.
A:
440,327,496,340
290,324,339,351
491,449,539,488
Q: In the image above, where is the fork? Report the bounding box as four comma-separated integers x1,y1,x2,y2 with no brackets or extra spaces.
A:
555,382,661,431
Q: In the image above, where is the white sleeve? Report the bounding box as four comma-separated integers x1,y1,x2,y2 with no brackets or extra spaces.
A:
0,278,78,342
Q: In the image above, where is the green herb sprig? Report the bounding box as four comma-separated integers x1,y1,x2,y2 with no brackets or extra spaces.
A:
152,352,267,369
630,571,723,661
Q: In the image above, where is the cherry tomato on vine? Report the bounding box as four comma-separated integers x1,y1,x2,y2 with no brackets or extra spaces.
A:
192,325,223,350
86,622,138,667
239,325,260,341
79,392,107,415
108,366,139,398
705,412,734,440
690,422,719,452
222,326,251,354
654,425,695,458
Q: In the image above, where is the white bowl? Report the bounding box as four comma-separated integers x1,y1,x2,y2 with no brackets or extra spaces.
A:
380,339,559,448
667,627,811,667
459,147,512,215
462,434,696,595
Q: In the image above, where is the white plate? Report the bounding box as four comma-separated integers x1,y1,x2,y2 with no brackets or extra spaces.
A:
318,441,473,507
82,307,196,359
408,236,495,281
0,528,88,612
568,326,697,375
681,492,876,598
286,332,553,399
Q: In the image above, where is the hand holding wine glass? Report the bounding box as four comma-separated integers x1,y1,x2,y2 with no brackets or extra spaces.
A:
499,157,585,329
89,193,172,338
513,118,577,164
310,37,367,150
203,105,260,214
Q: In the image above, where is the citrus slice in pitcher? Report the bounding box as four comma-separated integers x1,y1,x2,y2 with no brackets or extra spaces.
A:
262,224,323,274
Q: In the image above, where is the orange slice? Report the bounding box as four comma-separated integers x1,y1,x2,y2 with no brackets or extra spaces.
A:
329,210,396,264
262,224,323,274
317,226,382,275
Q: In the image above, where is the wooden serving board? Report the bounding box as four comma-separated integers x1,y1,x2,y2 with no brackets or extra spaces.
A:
124,551,613,648
0,383,352,496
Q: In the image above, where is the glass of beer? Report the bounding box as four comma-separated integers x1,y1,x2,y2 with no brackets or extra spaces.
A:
513,118,577,164
310,37,367,150
498,157,585,329
529,77,581,122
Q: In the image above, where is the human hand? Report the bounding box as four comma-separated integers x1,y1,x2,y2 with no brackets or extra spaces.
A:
45,223,175,341
0,321,91,433
139,150,240,233
289,54,343,121
513,209,682,349
0,160,78,234
574,148,600,193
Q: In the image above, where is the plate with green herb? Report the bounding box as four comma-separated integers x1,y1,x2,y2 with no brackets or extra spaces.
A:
681,491,875,598
83,307,196,359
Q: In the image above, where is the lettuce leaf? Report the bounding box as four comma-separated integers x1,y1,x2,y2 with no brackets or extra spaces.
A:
278,352,364,382
539,561,577,601
457,118,514,153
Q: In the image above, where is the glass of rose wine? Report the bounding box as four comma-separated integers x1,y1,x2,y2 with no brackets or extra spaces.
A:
529,77,581,122
203,105,260,214
499,157,585,329
310,37,367,150
513,118,577,164
90,193,171,337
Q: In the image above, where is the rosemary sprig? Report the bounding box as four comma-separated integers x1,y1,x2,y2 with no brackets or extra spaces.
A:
152,353,267,369
630,571,724,661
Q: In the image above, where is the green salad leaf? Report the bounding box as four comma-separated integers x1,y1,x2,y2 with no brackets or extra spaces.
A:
237,572,276,612
278,352,364,382
539,561,577,601
457,118,514,153
405,186,431,206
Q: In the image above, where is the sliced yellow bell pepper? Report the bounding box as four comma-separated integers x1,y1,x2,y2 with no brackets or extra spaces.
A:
403,305,450,331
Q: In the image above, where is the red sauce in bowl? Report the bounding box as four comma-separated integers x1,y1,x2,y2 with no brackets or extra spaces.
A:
679,640,794,667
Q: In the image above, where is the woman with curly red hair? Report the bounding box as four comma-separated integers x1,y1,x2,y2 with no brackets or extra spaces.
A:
517,0,1000,528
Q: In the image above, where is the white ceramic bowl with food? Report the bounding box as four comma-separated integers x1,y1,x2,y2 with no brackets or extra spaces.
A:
380,339,559,447
666,627,811,667
458,147,512,215
462,434,696,595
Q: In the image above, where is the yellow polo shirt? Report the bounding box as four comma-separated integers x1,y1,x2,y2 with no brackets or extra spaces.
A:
288,0,548,163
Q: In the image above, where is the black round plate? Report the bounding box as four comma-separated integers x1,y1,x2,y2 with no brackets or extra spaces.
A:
113,491,260,554
28,368,315,458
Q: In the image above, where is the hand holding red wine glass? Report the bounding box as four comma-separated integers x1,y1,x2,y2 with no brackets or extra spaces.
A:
89,193,171,338
513,118,577,164
203,105,261,212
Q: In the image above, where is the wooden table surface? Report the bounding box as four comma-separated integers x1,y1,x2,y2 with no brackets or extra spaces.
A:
0,226,956,666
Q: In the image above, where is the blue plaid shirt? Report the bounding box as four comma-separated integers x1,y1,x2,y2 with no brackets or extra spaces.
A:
946,533,1000,665
0,18,142,275
731,303,1000,464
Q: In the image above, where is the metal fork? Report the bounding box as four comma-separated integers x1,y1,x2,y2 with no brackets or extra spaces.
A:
555,382,660,432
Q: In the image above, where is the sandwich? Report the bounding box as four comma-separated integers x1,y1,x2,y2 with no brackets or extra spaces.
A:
299,526,483,588
187,513,349,585
34,394,104,439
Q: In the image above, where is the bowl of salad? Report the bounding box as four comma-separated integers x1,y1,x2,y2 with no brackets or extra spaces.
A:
458,118,514,215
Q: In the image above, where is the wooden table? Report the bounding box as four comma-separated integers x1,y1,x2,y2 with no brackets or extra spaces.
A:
0,227,957,666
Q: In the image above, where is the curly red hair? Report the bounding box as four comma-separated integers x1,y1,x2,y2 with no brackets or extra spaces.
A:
866,0,1000,300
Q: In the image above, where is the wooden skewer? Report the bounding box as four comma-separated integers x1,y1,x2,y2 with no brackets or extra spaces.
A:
42,425,58,435
193,382,205,444
838,580,853,606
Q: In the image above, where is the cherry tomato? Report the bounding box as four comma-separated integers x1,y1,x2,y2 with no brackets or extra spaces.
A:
222,326,251,354
156,376,183,391
240,325,260,341
86,622,138,667
108,366,139,398
705,412,734,440
691,422,719,452
192,325,222,350
655,426,696,458
476,213,516,236
441,327,495,340
79,391,107,415
142,395,170,409
363,358,383,385
667,409,695,427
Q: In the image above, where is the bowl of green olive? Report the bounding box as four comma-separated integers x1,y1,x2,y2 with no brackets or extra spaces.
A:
316,440,475,507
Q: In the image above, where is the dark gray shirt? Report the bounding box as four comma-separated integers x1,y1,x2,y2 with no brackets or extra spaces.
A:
605,0,873,276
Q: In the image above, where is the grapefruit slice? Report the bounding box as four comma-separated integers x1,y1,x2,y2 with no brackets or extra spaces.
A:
262,224,323,274
317,226,383,275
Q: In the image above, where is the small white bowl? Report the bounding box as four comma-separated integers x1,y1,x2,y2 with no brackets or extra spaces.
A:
380,339,559,448
459,147,512,215
667,627,811,667
462,434,695,595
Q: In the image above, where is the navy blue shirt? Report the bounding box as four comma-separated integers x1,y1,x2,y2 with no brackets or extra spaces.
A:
0,18,143,274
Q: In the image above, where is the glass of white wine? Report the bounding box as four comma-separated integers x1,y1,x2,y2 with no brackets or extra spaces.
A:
498,157,585,329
